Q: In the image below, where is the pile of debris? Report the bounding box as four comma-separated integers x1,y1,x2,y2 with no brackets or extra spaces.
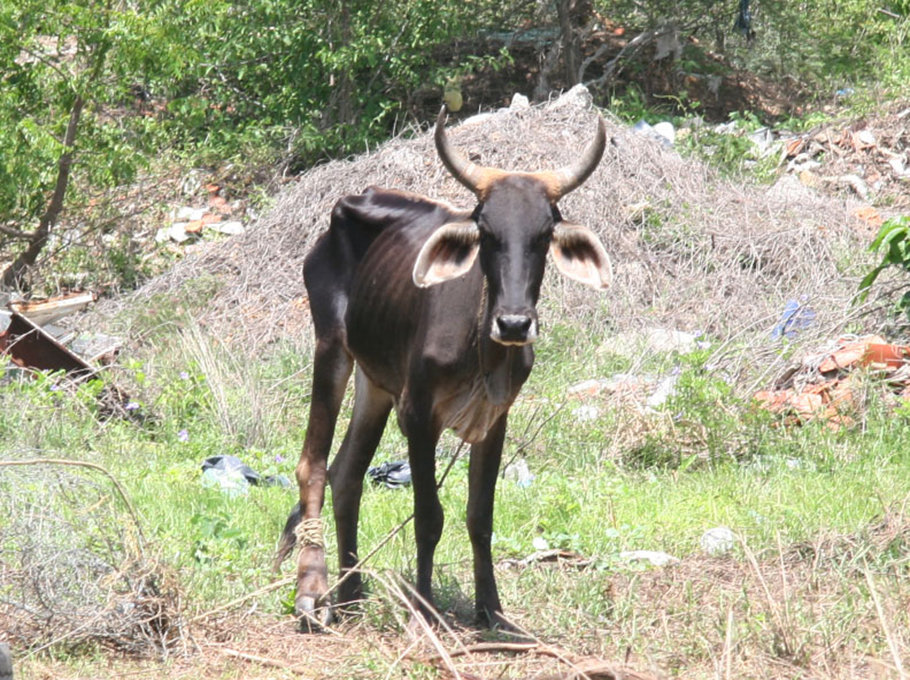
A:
755,334,910,428
780,105,910,211
154,180,247,245
0,292,138,419
0,292,120,377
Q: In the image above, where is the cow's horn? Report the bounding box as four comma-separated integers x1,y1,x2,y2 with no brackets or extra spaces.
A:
539,115,607,201
435,106,490,197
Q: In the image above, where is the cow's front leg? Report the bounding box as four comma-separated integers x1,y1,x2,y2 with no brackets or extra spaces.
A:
292,339,352,629
405,413,444,622
467,413,513,629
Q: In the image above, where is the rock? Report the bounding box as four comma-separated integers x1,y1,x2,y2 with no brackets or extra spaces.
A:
532,536,550,551
551,84,593,110
652,121,676,145
700,526,736,555
168,223,192,243
173,206,206,221
510,93,530,111
620,550,680,567
207,221,245,235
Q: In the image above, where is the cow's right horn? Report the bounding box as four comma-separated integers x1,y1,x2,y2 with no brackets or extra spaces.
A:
435,107,493,198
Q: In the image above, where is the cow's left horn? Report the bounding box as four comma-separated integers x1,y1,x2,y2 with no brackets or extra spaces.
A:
539,115,607,202
435,106,491,197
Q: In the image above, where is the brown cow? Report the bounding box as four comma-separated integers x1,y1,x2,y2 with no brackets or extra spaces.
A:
276,107,611,629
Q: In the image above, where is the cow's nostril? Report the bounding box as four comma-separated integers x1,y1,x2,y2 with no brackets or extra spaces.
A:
496,315,533,338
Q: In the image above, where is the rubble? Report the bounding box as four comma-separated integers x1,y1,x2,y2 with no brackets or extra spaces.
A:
754,334,910,428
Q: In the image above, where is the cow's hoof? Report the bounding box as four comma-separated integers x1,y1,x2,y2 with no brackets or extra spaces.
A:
296,595,333,633
479,610,524,636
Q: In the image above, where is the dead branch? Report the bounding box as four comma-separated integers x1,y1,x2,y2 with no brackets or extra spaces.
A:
0,458,146,546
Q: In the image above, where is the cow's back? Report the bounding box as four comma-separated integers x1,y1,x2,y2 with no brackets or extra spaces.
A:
303,187,471,363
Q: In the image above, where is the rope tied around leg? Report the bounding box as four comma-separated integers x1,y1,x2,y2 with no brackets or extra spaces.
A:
295,517,325,549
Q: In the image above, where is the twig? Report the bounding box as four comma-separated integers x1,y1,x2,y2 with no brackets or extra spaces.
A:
741,537,792,657
864,567,907,679
189,576,294,624
215,646,306,675
323,440,466,601
192,442,468,625
0,458,145,546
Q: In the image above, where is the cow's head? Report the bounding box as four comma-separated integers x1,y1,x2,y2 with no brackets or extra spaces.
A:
414,108,612,346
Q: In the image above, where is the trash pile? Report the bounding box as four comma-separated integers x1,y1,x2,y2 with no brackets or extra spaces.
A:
1,292,119,377
155,180,247,245
754,334,910,428
0,292,139,419
780,108,910,208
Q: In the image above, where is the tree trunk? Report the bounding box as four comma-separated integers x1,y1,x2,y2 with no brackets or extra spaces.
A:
556,0,580,87
1,95,85,290
556,0,593,87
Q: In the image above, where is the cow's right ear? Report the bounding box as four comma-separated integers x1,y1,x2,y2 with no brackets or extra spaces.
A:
413,221,480,287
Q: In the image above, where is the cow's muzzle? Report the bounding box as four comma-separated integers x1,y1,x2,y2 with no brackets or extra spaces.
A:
491,314,538,346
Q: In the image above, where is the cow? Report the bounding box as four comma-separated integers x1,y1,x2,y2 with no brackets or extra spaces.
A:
275,107,612,630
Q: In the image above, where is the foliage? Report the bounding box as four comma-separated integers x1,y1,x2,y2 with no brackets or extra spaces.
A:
858,216,910,319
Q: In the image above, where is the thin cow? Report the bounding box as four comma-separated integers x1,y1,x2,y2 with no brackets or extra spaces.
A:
276,107,612,629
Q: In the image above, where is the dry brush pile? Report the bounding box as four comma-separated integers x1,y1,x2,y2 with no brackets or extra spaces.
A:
130,89,877,371
0,459,186,657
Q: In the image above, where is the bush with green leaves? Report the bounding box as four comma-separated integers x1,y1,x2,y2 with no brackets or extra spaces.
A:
859,216,910,319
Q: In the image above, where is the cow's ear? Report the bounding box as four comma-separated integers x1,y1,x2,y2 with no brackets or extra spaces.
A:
413,221,481,287
550,222,612,290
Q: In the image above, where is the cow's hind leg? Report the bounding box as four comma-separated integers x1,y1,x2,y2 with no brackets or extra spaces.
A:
328,367,393,612
277,336,352,630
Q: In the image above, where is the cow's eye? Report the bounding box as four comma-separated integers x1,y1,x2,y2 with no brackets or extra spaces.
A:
531,232,550,249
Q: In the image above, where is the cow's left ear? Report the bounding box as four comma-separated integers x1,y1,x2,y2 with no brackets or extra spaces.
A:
550,222,612,290
413,221,481,287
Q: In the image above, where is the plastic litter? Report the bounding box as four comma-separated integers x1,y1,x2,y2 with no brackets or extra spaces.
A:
367,460,412,489
771,298,816,340
200,455,290,497
503,458,535,488
632,120,672,148
619,550,680,567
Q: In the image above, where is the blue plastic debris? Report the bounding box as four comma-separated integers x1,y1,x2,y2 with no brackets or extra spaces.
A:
771,299,817,340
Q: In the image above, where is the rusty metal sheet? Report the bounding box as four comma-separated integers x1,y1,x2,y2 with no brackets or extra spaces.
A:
0,311,96,380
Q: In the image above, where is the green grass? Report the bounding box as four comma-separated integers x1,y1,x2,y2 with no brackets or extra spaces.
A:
3,316,910,677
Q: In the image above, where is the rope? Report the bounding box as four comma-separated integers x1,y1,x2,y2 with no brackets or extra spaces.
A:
294,517,325,549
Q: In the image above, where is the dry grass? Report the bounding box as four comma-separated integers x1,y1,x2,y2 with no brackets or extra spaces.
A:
0,459,186,658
